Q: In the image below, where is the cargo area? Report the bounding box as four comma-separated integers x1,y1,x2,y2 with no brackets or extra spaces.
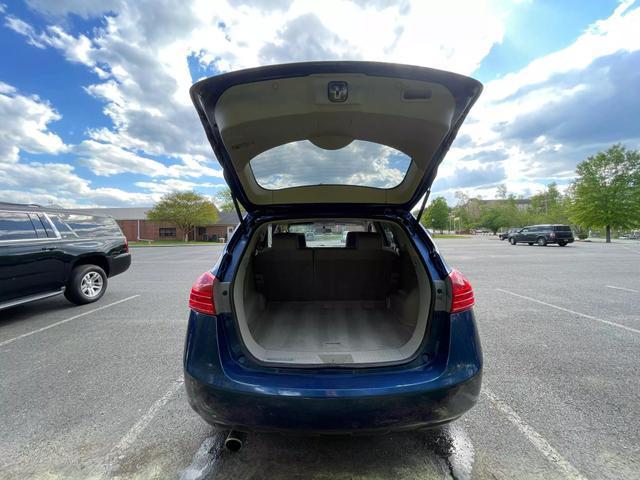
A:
232,220,431,366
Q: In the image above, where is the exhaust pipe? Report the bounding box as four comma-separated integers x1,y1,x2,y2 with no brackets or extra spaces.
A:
224,430,246,452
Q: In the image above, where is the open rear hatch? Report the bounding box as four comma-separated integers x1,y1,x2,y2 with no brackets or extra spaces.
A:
190,61,482,212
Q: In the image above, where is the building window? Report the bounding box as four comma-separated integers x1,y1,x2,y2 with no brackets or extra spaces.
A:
159,227,176,238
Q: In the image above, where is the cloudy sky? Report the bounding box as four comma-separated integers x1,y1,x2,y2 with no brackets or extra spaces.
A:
1,0,639,208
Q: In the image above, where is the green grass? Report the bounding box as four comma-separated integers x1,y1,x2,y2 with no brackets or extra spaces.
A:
431,234,471,239
129,240,223,247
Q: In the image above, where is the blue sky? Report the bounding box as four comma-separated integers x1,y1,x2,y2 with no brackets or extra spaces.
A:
1,0,639,207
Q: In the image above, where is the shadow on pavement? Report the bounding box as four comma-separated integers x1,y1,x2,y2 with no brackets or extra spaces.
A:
180,424,474,480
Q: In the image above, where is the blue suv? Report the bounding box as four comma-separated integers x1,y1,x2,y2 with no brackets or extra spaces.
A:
184,62,483,437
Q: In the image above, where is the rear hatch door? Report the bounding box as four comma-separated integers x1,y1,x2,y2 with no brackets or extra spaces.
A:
190,62,482,212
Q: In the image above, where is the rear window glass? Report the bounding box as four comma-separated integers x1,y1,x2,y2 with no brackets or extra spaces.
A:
553,225,572,232
287,222,368,248
0,212,37,241
62,214,122,238
250,140,411,190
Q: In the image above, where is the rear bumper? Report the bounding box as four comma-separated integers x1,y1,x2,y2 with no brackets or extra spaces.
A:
107,253,131,277
185,369,481,433
550,237,574,244
184,310,483,433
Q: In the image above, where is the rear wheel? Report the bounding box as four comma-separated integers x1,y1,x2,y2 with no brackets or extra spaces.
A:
65,265,108,305
558,240,567,246
528,242,534,246
509,237,516,245
537,237,547,246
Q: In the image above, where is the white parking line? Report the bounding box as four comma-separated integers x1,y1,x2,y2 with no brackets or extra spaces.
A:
606,285,639,293
95,378,184,478
484,389,588,480
0,295,140,348
497,289,640,335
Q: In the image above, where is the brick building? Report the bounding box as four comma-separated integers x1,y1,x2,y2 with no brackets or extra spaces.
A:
79,207,239,242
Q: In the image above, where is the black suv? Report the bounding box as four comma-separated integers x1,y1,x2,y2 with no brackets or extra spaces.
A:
0,203,131,310
508,224,574,246
499,228,520,240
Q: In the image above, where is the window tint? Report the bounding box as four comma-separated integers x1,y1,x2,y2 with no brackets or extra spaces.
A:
0,212,38,241
553,225,572,232
48,214,77,239
250,140,411,190
62,214,122,238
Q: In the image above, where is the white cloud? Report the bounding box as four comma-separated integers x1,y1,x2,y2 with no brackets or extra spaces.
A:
135,178,226,195
5,0,640,207
0,83,67,162
0,161,156,208
432,0,640,201
0,81,219,207
7,1,507,147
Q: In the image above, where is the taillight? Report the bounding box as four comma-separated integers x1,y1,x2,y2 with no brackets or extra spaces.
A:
189,271,216,315
123,237,129,253
449,269,475,313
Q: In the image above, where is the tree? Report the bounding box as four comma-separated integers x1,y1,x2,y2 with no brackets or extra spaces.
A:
422,197,450,233
479,197,519,234
215,187,235,213
569,144,640,243
147,191,218,242
530,182,562,216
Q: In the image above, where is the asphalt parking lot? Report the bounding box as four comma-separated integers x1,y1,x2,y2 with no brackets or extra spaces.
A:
1,238,639,479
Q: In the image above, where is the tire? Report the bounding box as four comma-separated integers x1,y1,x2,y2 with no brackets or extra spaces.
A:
537,237,547,247
64,265,108,305
558,240,567,246
528,242,534,246
509,237,516,245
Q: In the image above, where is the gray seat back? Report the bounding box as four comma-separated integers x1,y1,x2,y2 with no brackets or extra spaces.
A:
314,232,398,300
254,233,313,300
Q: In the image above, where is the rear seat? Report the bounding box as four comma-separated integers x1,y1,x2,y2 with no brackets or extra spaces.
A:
315,232,398,300
254,231,398,301
253,233,313,300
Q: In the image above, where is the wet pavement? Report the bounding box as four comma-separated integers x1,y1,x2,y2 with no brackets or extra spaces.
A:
1,238,639,479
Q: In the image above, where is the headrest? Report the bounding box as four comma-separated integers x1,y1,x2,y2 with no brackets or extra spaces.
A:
272,233,306,250
345,232,383,250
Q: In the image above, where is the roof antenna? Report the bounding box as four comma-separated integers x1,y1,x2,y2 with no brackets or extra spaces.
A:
415,190,430,223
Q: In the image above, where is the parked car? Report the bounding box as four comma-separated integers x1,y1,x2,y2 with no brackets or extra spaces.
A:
499,228,520,241
183,61,483,442
0,203,131,310
508,224,574,246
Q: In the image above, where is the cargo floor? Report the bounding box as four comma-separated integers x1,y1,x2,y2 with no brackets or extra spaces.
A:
249,301,414,353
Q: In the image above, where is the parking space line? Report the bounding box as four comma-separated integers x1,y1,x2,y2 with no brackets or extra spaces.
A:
606,285,639,293
497,289,640,335
94,378,184,478
0,295,140,348
484,389,588,480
